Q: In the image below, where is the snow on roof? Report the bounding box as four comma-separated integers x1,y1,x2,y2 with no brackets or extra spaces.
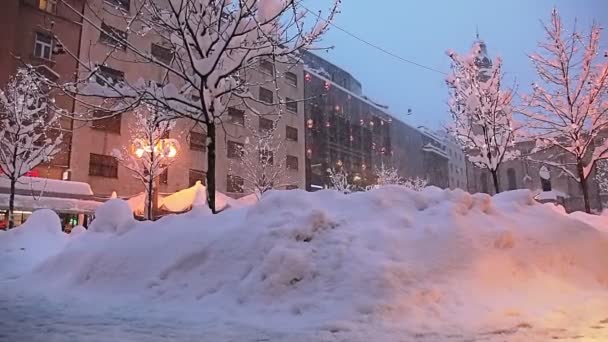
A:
0,193,101,214
0,177,93,197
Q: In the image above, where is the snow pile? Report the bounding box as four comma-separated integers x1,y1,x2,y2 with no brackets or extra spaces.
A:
4,188,608,336
88,199,135,234
0,209,67,281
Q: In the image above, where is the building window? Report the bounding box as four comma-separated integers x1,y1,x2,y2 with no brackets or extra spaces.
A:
507,168,517,190
540,166,552,192
104,0,130,11
95,65,124,86
91,110,121,134
34,33,53,60
227,107,245,126
151,43,172,64
99,22,127,50
286,126,298,141
260,60,274,76
259,117,273,132
159,168,168,184
227,141,244,159
227,175,244,193
39,0,57,13
260,149,274,165
285,97,298,113
89,153,118,178
286,155,298,170
286,185,298,190
285,72,297,87
189,131,206,151
189,169,206,187
259,87,273,104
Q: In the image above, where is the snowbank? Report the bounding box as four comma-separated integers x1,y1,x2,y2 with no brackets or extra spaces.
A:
0,209,67,280
3,188,608,337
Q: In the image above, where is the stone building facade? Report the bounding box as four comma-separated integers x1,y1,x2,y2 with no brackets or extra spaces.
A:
466,141,603,212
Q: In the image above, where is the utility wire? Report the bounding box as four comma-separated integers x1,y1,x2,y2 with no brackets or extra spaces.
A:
303,6,448,76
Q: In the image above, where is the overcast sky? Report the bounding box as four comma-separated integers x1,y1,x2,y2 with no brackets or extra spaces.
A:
305,0,608,129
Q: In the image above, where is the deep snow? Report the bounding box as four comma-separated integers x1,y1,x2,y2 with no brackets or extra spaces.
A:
2,187,608,341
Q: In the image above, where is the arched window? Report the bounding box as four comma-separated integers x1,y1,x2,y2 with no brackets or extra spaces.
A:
507,168,517,190
480,172,489,193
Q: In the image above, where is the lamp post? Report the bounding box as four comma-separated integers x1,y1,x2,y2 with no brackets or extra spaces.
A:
133,138,178,220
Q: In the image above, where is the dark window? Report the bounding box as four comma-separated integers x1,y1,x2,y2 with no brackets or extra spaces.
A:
227,175,244,193
286,97,298,113
286,126,298,141
96,65,124,86
260,149,274,165
151,43,172,64
89,153,118,178
189,169,206,187
507,168,517,190
189,131,206,151
104,0,130,10
260,60,274,76
259,87,273,103
286,155,298,170
286,185,298,190
91,110,121,134
99,22,127,50
34,33,52,60
227,141,244,159
259,117,274,132
159,168,168,184
227,107,245,126
285,72,297,87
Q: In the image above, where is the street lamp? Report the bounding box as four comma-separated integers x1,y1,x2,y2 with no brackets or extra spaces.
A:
133,138,179,220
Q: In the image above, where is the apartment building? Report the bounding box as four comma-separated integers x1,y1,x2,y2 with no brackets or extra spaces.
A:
302,51,449,190
0,0,84,180
69,0,305,198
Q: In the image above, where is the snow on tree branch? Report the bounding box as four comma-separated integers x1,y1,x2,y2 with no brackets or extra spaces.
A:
0,67,64,228
327,167,352,194
522,8,608,212
446,39,519,193
367,163,427,191
112,103,179,219
231,114,290,199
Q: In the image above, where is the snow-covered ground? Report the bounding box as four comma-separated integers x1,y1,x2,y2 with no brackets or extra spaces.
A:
2,187,608,341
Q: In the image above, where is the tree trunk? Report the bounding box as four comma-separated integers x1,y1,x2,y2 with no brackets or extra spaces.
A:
206,123,217,214
491,169,501,194
8,178,16,229
146,173,154,220
577,160,591,214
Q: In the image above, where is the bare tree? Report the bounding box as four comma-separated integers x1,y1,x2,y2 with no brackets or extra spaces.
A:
522,8,608,213
57,0,340,213
446,40,519,193
327,167,352,194
0,68,63,228
232,115,290,199
112,103,179,220
367,162,428,191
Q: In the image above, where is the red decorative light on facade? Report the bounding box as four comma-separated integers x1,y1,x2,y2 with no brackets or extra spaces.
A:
305,73,312,82
324,81,331,90
307,119,314,129
325,121,331,128
334,105,341,112
306,148,312,158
